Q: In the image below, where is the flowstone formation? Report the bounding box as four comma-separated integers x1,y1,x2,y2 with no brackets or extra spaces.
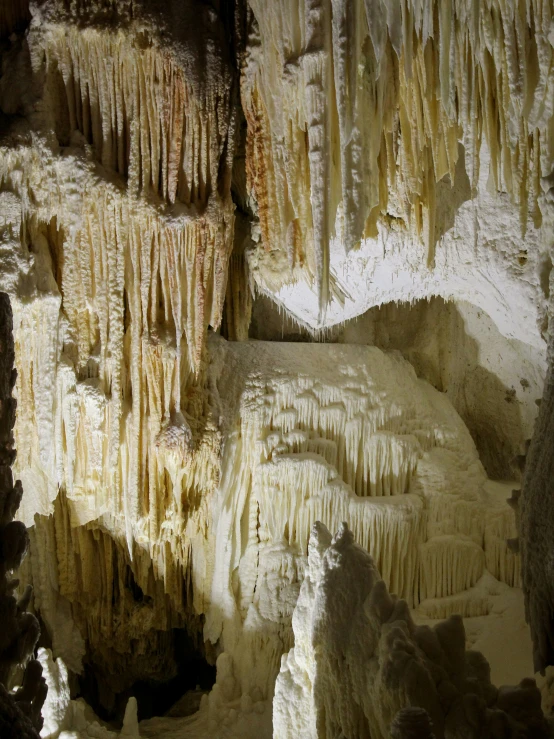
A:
132,337,524,738
273,521,550,739
0,292,46,738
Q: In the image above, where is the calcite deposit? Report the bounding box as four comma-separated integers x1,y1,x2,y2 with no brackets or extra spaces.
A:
0,0,553,737
273,521,550,739
0,293,46,738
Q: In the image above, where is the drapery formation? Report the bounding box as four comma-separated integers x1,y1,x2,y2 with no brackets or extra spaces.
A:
243,0,554,312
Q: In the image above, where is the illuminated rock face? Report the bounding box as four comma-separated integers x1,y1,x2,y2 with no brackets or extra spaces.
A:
0,293,46,738
0,0,552,737
203,339,520,697
243,0,554,334
0,0,237,704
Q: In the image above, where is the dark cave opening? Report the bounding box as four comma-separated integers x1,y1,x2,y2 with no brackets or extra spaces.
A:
76,627,216,726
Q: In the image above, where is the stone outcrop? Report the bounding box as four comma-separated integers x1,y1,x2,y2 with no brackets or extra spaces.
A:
273,521,550,739
0,292,46,737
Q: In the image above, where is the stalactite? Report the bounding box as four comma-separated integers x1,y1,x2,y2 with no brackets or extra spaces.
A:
243,0,554,307
39,26,233,208
21,490,201,705
0,0,235,681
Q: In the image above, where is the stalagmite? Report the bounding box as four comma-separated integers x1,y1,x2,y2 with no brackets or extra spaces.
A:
273,521,550,739
38,647,140,738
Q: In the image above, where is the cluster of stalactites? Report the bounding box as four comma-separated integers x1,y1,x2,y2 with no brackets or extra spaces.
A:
243,0,554,313
17,0,239,375
0,148,226,614
20,490,196,703
0,1,235,706
37,18,235,208
56,193,235,381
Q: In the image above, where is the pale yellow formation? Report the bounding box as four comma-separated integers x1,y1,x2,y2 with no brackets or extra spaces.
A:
205,341,519,699
3,143,228,651
41,26,232,207
0,1,541,729
243,0,554,309
0,2,236,687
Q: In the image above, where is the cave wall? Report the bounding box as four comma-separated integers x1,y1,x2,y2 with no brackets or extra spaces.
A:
0,0,241,708
0,0,552,733
243,0,554,336
0,292,46,738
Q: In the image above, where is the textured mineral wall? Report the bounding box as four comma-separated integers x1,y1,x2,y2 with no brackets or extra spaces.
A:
243,0,554,329
135,337,528,737
0,0,238,699
143,336,522,733
250,295,547,480
0,292,47,738
0,0,552,736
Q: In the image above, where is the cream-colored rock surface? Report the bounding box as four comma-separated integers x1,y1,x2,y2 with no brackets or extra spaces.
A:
203,339,520,697
273,522,549,739
0,0,236,700
18,333,527,736
249,143,552,348
251,294,547,479
243,0,554,329
0,0,552,736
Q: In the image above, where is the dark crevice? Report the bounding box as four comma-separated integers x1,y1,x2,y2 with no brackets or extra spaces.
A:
76,627,215,726
0,0,31,40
